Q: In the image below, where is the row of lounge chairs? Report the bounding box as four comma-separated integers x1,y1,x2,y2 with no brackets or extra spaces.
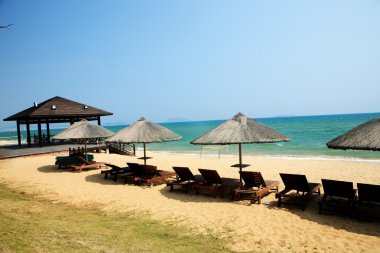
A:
55,156,379,220
167,168,380,220
167,167,279,202
101,163,176,186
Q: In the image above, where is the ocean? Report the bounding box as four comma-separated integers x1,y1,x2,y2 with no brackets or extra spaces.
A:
1,113,380,160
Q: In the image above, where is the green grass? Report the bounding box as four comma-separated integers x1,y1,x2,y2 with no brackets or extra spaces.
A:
0,184,232,253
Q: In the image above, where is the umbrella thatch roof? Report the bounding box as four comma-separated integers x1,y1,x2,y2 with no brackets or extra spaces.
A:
53,119,114,140
106,117,182,144
326,117,380,151
191,112,290,145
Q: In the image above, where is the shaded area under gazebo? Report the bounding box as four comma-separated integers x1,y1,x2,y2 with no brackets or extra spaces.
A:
3,96,113,147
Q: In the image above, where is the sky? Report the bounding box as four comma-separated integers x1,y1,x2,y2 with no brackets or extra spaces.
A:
0,0,379,127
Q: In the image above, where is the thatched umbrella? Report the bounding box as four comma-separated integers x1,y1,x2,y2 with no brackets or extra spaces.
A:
52,119,114,157
106,117,182,165
191,112,290,181
327,117,380,151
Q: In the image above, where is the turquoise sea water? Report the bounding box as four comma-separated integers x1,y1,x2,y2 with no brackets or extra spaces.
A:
1,113,380,160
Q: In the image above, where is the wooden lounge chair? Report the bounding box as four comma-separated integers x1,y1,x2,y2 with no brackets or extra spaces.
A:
68,156,106,172
319,179,356,216
193,169,241,198
101,163,135,181
166,167,203,193
123,163,143,184
276,173,321,211
134,165,176,187
355,183,380,221
55,154,94,168
234,171,279,204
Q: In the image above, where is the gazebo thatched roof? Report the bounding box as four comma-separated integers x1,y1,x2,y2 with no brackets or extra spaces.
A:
4,96,112,121
326,117,380,151
53,119,114,140
191,112,290,145
106,117,182,144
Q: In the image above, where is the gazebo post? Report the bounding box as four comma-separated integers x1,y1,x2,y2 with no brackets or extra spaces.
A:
239,143,243,182
38,119,42,147
46,120,51,144
97,116,101,126
26,120,31,147
16,120,21,146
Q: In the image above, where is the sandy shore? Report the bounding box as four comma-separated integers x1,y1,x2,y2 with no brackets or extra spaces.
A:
0,151,379,252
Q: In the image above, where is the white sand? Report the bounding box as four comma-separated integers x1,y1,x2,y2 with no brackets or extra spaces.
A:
0,151,379,252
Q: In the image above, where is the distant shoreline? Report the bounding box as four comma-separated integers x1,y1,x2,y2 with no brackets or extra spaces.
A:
1,111,380,133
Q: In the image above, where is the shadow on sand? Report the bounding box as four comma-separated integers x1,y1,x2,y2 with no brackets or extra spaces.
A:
160,186,380,236
84,173,125,186
266,195,380,237
37,165,73,174
158,185,249,204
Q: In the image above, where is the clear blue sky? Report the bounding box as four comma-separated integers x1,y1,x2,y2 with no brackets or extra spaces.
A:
0,0,379,126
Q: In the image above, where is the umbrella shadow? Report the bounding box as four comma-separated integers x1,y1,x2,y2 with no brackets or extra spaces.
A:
158,186,239,203
85,173,125,185
38,165,72,173
266,196,380,237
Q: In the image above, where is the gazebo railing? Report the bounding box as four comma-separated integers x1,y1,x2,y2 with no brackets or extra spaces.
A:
106,142,135,156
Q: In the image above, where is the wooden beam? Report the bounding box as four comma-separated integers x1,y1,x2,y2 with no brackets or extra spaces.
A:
97,116,101,126
16,120,21,146
26,120,31,147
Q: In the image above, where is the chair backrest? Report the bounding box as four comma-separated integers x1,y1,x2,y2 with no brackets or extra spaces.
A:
280,173,310,192
240,171,266,188
76,155,91,165
198,169,222,184
127,163,141,175
172,167,195,181
140,165,158,177
357,183,380,204
321,179,355,199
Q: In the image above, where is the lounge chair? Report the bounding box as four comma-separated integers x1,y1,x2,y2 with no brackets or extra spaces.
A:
68,156,106,172
355,183,380,221
101,163,135,181
234,171,279,204
193,169,241,198
276,173,321,211
133,165,176,187
166,167,203,193
55,154,94,168
319,179,356,216
122,163,143,184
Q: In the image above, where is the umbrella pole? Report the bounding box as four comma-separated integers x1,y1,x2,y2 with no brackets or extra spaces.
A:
239,143,242,182
143,143,147,165
85,141,88,162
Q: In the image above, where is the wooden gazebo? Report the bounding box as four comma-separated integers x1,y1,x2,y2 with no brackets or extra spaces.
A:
3,96,113,147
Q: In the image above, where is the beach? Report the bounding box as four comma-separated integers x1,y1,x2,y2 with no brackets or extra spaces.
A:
0,151,379,253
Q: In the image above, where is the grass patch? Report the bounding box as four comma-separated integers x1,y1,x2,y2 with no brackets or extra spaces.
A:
0,184,231,253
